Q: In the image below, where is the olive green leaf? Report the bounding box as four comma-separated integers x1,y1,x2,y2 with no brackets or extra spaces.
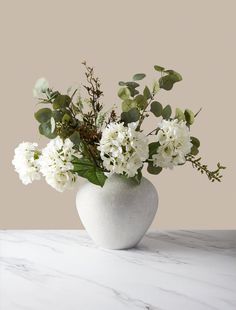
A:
159,71,182,90
175,108,185,121
190,145,199,156
118,87,131,100
184,109,195,125
143,86,152,100
34,108,52,123
53,94,71,109
154,65,165,72
148,142,160,157
162,105,172,119
190,136,200,148
147,162,162,175
134,94,147,110
150,101,163,117
39,120,57,139
69,131,81,146
121,107,140,124
132,73,146,81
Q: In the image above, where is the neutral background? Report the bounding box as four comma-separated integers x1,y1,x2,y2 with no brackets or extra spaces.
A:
0,0,235,229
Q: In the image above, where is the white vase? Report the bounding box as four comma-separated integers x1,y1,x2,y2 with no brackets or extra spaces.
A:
76,174,158,250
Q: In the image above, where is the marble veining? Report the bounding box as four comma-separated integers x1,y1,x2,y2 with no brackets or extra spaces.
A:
0,230,235,310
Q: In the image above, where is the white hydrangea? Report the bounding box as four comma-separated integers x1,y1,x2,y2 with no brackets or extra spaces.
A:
33,77,49,98
39,137,78,192
12,142,41,185
152,119,192,169
98,122,149,177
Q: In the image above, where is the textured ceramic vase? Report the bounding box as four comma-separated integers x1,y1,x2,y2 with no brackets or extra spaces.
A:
76,174,158,250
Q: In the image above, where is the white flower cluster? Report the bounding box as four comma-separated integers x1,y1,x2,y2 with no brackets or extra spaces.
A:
98,122,149,177
33,78,49,98
12,137,79,192
39,137,78,192
12,142,41,185
152,119,192,169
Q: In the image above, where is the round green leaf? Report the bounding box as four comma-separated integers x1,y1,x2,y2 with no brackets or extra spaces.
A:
175,108,185,121
134,94,147,110
121,108,140,124
122,99,137,112
147,162,163,175
184,109,195,125
151,101,163,117
34,108,52,123
53,95,71,109
154,65,165,72
162,105,172,119
133,73,146,81
39,120,57,139
118,87,131,100
191,136,200,148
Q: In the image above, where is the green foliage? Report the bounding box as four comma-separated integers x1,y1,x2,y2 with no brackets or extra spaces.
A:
150,101,163,117
34,108,52,123
121,108,140,124
184,109,195,125
72,157,107,187
133,73,146,81
162,105,172,119
134,94,147,110
69,131,81,146
39,120,57,139
191,136,200,148
53,95,71,109
175,108,185,121
147,162,162,175
148,142,160,157
159,70,182,90
119,81,140,97
118,87,131,100
143,86,152,100
154,65,165,72
130,168,143,184
122,99,136,112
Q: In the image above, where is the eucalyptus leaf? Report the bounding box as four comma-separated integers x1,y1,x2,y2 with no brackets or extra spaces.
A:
147,162,162,175
162,105,172,119
133,73,146,81
134,94,147,110
53,94,71,109
122,99,137,112
175,108,185,121
70,131,81,146
34,108,52,123
62,113,71,123
121,108,140,124
39,120,57,139
154,65,165,72
150,101,163,117
191,136,200,148
143,86,152,100
190,145,199,156
148,142,160,157
118,87,131,100
184,109,195,125
159,71,182,90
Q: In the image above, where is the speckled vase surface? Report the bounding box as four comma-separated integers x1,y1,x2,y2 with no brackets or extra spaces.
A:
76,174,158,250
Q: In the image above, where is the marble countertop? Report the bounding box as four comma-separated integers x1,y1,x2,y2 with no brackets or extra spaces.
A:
0,230,235,310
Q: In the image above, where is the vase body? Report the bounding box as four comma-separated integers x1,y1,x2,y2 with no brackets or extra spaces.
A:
76,174,158,250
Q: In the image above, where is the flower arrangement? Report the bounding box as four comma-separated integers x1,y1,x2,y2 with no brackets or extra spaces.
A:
12,62,225,192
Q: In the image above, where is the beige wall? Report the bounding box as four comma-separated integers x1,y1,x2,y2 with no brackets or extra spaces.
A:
0,0,235,229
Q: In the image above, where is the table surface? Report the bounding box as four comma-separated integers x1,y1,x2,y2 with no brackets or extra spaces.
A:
0,230,236,310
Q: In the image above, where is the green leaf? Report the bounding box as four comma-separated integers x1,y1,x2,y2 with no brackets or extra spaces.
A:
191,136,200,148
53,95,71,109
190,145,199,156
159,71,182,90
184,109,195,125
62,113,71,123
73,157,107,187
125,82,140,97
150,101,163,117
175,108,185,121
122,99,137,112
133,73,146,81
125,81,139,88
143,86,152,100
69,131,81,146
52,110,63,122
134,94,147,110
154,65,165,72
147,162,162,175
118,87,131,100
34,108,52,123
39,120,57,139
118,81,126,86
148,142,160,157
162,105,172,119
121,108,140,124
